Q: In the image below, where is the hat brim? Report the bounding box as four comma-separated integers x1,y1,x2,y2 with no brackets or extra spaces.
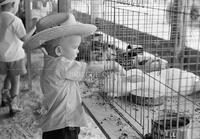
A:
23,23,97,50
0,0,15,6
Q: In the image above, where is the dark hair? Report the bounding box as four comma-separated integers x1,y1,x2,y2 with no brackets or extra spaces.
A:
41,38,61,57
0,2,14,11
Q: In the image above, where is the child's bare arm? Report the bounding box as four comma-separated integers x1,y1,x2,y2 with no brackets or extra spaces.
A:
21,18,37,42
21,26,36,42
86,60,126,75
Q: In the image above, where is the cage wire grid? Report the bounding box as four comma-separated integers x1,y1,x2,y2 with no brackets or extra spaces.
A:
72,0,200,138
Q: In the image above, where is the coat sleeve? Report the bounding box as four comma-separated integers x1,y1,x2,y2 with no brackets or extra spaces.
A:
61,60,87,81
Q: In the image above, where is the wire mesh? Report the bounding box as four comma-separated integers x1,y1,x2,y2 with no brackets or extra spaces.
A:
72,0,200,138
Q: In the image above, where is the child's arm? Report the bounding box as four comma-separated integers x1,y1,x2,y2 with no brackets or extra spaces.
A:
86,60,126,75
21,18,37,42
21,26,36,42
61,60,125,81
14,17,37,42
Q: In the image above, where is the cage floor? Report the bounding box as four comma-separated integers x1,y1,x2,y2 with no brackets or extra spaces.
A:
82,89,200,139
115,94,200,138
82,91,142,139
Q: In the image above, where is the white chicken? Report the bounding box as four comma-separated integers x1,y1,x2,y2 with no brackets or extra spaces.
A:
103,68,199,97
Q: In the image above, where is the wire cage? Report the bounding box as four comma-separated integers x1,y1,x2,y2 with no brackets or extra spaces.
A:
72,0,200,138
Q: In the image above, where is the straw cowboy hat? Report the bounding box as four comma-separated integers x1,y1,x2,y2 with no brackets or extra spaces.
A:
0,0,16,6
23,13,97,50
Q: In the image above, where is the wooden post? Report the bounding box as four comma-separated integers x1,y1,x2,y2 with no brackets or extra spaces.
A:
58,0,71,13
178,0,190,69
170,0,188,68
169,0,181,67
25,0,31,30
91,0,103,24
25,0,32,90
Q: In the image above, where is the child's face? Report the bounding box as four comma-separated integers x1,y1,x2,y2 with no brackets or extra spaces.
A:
60,35,81,60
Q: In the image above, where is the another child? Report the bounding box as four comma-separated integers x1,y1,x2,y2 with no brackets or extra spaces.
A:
0,0,36,115
23,13,125,139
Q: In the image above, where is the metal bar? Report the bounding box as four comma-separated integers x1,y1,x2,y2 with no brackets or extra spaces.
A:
82,102,111,139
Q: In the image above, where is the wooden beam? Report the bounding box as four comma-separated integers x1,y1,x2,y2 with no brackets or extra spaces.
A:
169,0,189,68
24,0,32,90
24,0,31,30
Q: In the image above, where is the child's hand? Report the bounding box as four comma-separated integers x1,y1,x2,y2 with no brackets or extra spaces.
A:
21,18,38,42
32,17,38,27
105,61,126,75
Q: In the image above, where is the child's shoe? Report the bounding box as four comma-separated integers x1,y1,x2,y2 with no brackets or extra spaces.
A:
1,89,11,107
9,96,22,116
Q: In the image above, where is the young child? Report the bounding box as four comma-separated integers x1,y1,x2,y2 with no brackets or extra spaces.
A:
23,13,125,139
0,0,36,115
